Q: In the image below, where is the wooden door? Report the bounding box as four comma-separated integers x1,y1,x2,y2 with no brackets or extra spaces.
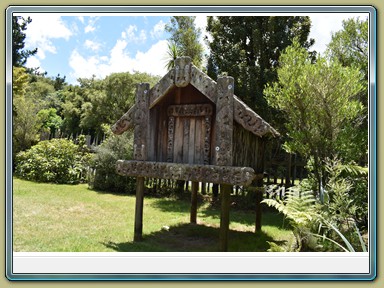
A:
167,104,212,165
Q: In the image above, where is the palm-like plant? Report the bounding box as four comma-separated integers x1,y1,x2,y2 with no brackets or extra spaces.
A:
163,40,181,70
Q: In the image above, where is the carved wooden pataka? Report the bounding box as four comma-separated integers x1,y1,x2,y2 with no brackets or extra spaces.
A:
111,56,278,251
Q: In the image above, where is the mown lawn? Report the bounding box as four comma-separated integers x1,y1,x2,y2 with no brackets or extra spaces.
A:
12,178,295,252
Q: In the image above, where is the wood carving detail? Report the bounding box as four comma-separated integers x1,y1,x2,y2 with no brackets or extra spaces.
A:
116,160,256,186
133,83,150,161
234,96,279,137
167,104,213,117
203,116,211,165
190,66,217,103
174,56,192,87
111,105,136,135
167,116,175,163
215,76,234,166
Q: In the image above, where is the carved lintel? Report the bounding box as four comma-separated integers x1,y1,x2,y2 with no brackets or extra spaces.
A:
167,104,213,117
111,105,136,135
215,76,234,166
174,56,192,87
116,160,256,186
133,83,150,161
233,96,280,137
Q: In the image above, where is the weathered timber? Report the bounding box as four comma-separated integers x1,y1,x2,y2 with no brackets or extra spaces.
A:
116,160,256,186
174,56,192,88
219,184,232,252
190,66,217,103
134,177,145,241
133,83,150,160
233,95,279,138
149,69,175,108
190,181,198,224
167,104,213,117
111,105,136,135
215,76,234,166
166,116,175,162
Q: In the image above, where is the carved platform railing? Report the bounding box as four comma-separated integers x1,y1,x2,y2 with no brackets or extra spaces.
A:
116,160,259,186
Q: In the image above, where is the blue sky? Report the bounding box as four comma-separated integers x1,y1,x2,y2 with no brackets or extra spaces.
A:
17,13,368,85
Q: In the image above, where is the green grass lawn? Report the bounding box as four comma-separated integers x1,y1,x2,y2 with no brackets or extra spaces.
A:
12,178,295,252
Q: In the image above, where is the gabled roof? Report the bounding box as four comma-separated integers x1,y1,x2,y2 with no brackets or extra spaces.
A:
112,57,279,138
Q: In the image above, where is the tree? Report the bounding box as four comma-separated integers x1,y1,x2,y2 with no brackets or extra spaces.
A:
165,16,204,68
12,16,37,67
326,17,368,165
264,40,364,201
206,16,314,124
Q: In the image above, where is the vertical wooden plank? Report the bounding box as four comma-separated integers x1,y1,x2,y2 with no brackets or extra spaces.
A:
219,184,231,252
190,181,198,224
188,118,196,164
134,177,145,241
203,116,211,165
182,118,190,163
173,117,184,163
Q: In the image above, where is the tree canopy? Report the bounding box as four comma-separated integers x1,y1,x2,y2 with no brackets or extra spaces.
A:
206,16,315,124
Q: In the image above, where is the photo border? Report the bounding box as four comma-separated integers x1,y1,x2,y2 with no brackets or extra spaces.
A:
5,4,377,281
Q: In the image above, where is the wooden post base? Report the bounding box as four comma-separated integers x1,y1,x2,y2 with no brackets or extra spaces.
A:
219,184,232,252
190,181,198,224
134,177,145,241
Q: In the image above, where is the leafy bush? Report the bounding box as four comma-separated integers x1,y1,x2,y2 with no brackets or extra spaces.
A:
87,131,136,194
15,137,91,184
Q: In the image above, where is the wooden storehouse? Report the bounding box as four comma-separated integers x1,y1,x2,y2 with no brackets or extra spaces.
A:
111,56,279,251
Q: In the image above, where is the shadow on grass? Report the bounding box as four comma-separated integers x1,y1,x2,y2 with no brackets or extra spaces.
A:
151,198,288,229
102,223,286,252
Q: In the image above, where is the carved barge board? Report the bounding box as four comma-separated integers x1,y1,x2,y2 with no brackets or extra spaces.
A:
233,95,279,138
111,104,136,135
149,69,175,108
133,83,150,161
116,160,256,186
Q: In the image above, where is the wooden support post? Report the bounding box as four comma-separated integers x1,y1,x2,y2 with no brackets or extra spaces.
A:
190,181,198,224
215,76,234,252
255,187,263,232
220,184,232,252
255,138,266,232
134,177,145,241
133,83,150,242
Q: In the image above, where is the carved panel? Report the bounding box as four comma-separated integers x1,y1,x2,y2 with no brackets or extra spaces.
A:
133,83,150,161
174,56,192,87
167,116,175,163
215,76,234,166
116,160,256,186
203,116,211,165
233,96,279,137
111,105,136,135
167,104,213,117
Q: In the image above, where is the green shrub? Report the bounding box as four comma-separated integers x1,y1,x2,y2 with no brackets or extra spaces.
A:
15,138,91,184
88,131,136,194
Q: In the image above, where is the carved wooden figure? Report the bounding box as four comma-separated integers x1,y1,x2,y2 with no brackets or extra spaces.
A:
111,56,279,251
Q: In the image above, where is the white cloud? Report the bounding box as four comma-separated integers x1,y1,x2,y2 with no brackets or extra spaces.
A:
84,16,99,33
77,16,84,24
150,20,166,39
23,14,72,60
122,25,147,43
25,55,45,73
68,39,168,84
84,39,102,52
